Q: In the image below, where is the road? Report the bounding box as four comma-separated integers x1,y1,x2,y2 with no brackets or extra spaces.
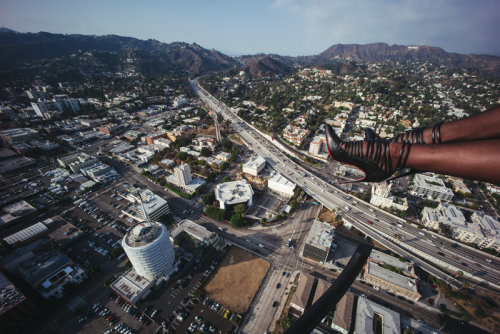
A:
190,78,500,291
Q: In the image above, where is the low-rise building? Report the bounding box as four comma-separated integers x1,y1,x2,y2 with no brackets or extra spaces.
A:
192,135,216,151
0,200,37,226
0,128,39,144
110,268,154,305
143,131,169,145
411,173,453,201
289,272,331,317
214,180,254,210
122,189,170,223
214,151,231,162
302,220,335,263
3,222,48,247
421,203,467,231
15,249,86,299
309,135,326,155
283,124,310,147
154,137,172,149
369,250,416,277
370,182,408,211
98,124,125,136
355,297,401,334
81,162,118,183
470,212,500,251
242,155,266,176
170,219,218,246
331,292,355,334
364,261,420,301
267,172,296,197
448,177,472,195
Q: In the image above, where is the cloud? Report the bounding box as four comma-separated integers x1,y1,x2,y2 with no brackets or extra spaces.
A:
272,0,500,55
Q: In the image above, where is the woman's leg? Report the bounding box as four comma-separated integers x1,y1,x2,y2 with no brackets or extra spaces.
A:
377,105,500,144
327,124,500,184
391,140,500,184
438,105,500,143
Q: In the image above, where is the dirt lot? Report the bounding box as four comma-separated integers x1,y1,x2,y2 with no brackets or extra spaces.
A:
204,247,270,314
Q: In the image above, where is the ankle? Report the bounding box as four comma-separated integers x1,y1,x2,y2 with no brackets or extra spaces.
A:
422,127,432,144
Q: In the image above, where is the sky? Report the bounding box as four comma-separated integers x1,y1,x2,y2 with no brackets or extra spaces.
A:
1,0,499,57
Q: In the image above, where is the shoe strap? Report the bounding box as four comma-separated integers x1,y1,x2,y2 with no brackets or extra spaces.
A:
366,140,392,174
395,141,411,169
396,127,424,144
432,122,443,144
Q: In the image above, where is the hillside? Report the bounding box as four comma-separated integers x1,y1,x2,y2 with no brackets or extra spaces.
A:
312,43,500,78
240,55,294,78
0,30,238,76
1,29,499,79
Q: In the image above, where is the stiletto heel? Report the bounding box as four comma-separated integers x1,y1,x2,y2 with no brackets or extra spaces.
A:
326,124,412,183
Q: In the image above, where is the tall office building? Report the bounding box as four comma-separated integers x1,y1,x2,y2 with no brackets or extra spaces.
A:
122,222,175,280
174,163,192,186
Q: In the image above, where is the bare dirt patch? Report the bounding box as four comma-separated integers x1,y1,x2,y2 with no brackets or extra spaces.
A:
204,246,270,314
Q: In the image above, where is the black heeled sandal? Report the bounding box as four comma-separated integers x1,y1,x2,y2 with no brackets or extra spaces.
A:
326,124,412,183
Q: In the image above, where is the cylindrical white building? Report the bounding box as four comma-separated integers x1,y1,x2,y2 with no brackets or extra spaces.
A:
122,222,175,280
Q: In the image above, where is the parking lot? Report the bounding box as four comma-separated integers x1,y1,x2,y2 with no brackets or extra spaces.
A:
246,188,289,219
56,183,135,270
134,246,236,333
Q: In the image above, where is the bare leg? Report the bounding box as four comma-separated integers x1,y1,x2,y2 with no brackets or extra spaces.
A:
390,140,500,184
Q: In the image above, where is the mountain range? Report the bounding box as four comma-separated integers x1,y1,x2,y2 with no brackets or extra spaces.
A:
1,29,499,78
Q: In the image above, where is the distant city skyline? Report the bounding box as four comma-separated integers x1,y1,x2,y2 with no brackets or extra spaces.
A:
1,0,499,57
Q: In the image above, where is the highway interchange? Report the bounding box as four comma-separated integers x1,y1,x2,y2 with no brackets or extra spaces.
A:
190,78,500,293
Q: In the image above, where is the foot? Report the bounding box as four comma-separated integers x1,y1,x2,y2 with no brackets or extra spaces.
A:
326,125,411,182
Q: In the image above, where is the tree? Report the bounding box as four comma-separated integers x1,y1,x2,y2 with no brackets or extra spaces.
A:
203,191,215,205
201,147,212,157
221,176,232,183
230,214,245,227
221,138,233,151
175,151,188,161
234,203,247,214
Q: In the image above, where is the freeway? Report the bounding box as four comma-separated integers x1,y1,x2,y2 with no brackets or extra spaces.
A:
191,78,500,290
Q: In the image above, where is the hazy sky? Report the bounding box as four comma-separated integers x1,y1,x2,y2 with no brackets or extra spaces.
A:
1,0,499,56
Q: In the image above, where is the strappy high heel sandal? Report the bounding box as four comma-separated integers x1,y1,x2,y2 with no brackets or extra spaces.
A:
326,124,412,183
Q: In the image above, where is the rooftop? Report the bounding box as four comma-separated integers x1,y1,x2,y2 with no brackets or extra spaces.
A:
170,219,215,243
3,222,48,246
124,222,163,247
367,261,418,293
215,180,254,205
369,250,411,272
126,189,169,217
332,292,355,331
425,202,467,227
355,297,401,334
413,173,453,194
110,268,153,303
304,220,335,251
268,172,295,188
243,155,266,170
18,250,72,286
472,212,500,237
